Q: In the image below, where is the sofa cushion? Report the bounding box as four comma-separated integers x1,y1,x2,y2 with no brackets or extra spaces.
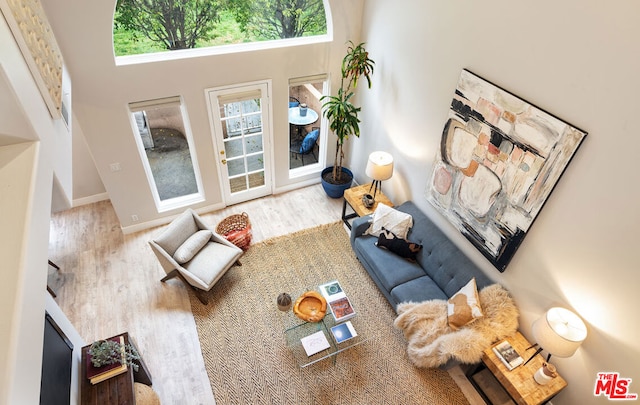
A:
366,203,413,239
447,278,483,329
154,210,199,256
391,202,493,296
390,276,449,304
353,236,425,292
376,227,423,262
173,230,212,264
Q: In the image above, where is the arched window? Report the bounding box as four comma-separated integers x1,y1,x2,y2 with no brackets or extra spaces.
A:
113,0,329,59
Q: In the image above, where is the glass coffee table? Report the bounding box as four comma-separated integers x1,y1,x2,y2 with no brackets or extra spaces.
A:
282,288,370,368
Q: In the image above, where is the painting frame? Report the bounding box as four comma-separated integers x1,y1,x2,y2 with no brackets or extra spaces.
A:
427,69,587,272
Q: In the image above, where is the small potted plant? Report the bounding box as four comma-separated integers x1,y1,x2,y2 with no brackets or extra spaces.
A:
320,41,375,198
89,338,141,371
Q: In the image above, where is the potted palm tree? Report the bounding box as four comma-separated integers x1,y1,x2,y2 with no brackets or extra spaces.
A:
320,41,375,198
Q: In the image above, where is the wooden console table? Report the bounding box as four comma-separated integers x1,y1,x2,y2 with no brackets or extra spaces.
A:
80,332,152,405
341,183,393,229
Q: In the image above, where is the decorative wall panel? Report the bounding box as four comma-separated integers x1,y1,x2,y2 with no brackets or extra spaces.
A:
2,0,63,118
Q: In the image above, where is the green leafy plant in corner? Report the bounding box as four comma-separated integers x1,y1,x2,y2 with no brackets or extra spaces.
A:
321,41,375,184
88,339,141,372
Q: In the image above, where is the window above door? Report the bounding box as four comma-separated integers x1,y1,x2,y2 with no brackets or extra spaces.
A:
113,0,332,65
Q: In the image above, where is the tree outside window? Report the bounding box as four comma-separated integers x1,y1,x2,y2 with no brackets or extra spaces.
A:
114,0,327,56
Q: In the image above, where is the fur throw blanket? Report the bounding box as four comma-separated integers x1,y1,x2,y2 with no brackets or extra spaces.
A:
393,284,519,368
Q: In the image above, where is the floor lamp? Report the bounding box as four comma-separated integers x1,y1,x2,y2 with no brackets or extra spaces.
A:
365,151,394,199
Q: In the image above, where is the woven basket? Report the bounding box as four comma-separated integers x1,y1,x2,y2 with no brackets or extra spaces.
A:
216,212,252,251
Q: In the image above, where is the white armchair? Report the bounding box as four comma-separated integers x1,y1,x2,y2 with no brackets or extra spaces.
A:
149,209,243,304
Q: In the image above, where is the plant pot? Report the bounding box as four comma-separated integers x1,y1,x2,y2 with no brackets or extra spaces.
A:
321,167,353,198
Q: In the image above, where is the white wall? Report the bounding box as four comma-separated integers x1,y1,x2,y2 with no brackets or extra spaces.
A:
42,0,364,230
70,115,107,206
0,0,101,398
355,1,640,403
0,11,83,404
37,0,640,401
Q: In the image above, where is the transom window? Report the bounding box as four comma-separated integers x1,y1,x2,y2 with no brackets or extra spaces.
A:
113,0,329,58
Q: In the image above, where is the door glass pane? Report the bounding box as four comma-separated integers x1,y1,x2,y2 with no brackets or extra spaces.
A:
227,158,245,176
229,177,247,193
245,134,263,154
247,153,264,171
225,138,244,159
219,98,265,194
248,172,265,188
131,102,200,202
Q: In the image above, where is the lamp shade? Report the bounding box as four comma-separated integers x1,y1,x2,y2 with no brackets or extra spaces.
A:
365,151,394,181
532,307,587,358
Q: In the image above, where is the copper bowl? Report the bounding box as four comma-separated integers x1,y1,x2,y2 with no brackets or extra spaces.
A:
293,291,327,322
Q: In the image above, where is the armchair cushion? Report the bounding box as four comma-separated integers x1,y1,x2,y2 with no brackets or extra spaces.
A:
173,230,212,264
154,210,199,256
184,241,244,289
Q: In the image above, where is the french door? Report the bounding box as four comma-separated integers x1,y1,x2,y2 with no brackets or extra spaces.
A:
206,81,273,205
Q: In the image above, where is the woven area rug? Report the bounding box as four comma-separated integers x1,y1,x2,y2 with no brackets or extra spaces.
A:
189,222,469,405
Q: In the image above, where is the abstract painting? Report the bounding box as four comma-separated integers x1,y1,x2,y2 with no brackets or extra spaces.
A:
427,70,587,272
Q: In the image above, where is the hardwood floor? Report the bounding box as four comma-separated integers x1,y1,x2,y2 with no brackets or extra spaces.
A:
48,183,483,405
48,184,344,405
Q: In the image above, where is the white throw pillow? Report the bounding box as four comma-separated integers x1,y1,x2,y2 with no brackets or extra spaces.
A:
447,278,483,330
173,230,212,264
366,203,413,240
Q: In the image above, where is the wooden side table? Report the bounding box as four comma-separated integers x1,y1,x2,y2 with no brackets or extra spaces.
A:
80,332,153,405
341,183,393,229
474,331,567,405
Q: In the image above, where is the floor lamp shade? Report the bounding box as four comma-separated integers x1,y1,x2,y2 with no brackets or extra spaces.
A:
532,307,587,358
365,151,394,181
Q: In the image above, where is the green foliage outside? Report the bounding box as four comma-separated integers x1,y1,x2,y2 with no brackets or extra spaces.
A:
113,1,326,57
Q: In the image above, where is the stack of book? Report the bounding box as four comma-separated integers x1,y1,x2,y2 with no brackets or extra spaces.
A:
492,340,524,371
319,280,356,322
85,335,128,384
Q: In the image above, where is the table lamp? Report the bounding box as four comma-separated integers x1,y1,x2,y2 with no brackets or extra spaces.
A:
365,151,394,199
524,307,587,365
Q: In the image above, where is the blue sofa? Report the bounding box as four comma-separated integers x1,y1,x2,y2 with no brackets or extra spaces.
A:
350,200,493,311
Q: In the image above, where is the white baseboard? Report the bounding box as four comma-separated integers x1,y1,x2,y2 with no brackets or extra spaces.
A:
120,202,225,235
273,177,320,194
72,192,109,207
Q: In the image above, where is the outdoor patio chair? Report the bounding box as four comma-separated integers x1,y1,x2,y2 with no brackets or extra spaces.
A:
289,127,319,166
